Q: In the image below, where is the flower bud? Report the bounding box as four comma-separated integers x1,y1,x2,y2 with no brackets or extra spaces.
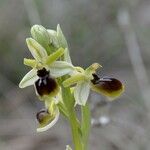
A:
47,29,59,49
31,25,50,53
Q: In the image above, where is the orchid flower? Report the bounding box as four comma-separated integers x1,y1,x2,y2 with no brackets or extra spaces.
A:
36,98,60,132
63,63,124,106
19,38,74,89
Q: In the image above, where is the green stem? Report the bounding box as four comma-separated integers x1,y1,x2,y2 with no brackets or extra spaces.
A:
81,104,91,150
69,110,83,150
61,86,83,150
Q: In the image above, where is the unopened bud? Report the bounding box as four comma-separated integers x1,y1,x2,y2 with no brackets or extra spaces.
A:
31,25,50,53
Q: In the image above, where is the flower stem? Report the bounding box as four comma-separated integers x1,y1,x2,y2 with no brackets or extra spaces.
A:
69,109,83,150
81,104,91,150
61,86,83,150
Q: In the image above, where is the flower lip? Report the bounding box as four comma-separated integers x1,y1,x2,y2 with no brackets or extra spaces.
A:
35,68,59,97
91,73,124,100
35,76,58,97
91,75,124,97
91,74,123,92
37,68,49,78
98,77,123,92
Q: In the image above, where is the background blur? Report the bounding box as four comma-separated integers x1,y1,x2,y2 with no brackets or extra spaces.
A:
0,0,150,149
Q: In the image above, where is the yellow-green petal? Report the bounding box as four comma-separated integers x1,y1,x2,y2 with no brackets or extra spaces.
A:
63,73,86,87
24,58,37,68
45,48,65,65
85,63,102,75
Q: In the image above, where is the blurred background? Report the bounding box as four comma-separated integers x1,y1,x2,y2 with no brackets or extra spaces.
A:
0,0,150,149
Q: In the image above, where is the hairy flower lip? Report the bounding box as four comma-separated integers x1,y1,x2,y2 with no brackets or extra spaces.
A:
91,76,124,100
35,72,59,97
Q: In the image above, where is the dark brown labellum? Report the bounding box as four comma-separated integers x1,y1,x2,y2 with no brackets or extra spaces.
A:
91,74,124,98
97,77,123,93
35,68,58,96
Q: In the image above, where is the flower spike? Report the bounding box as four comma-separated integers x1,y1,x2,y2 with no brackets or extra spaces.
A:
19,24,124,150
